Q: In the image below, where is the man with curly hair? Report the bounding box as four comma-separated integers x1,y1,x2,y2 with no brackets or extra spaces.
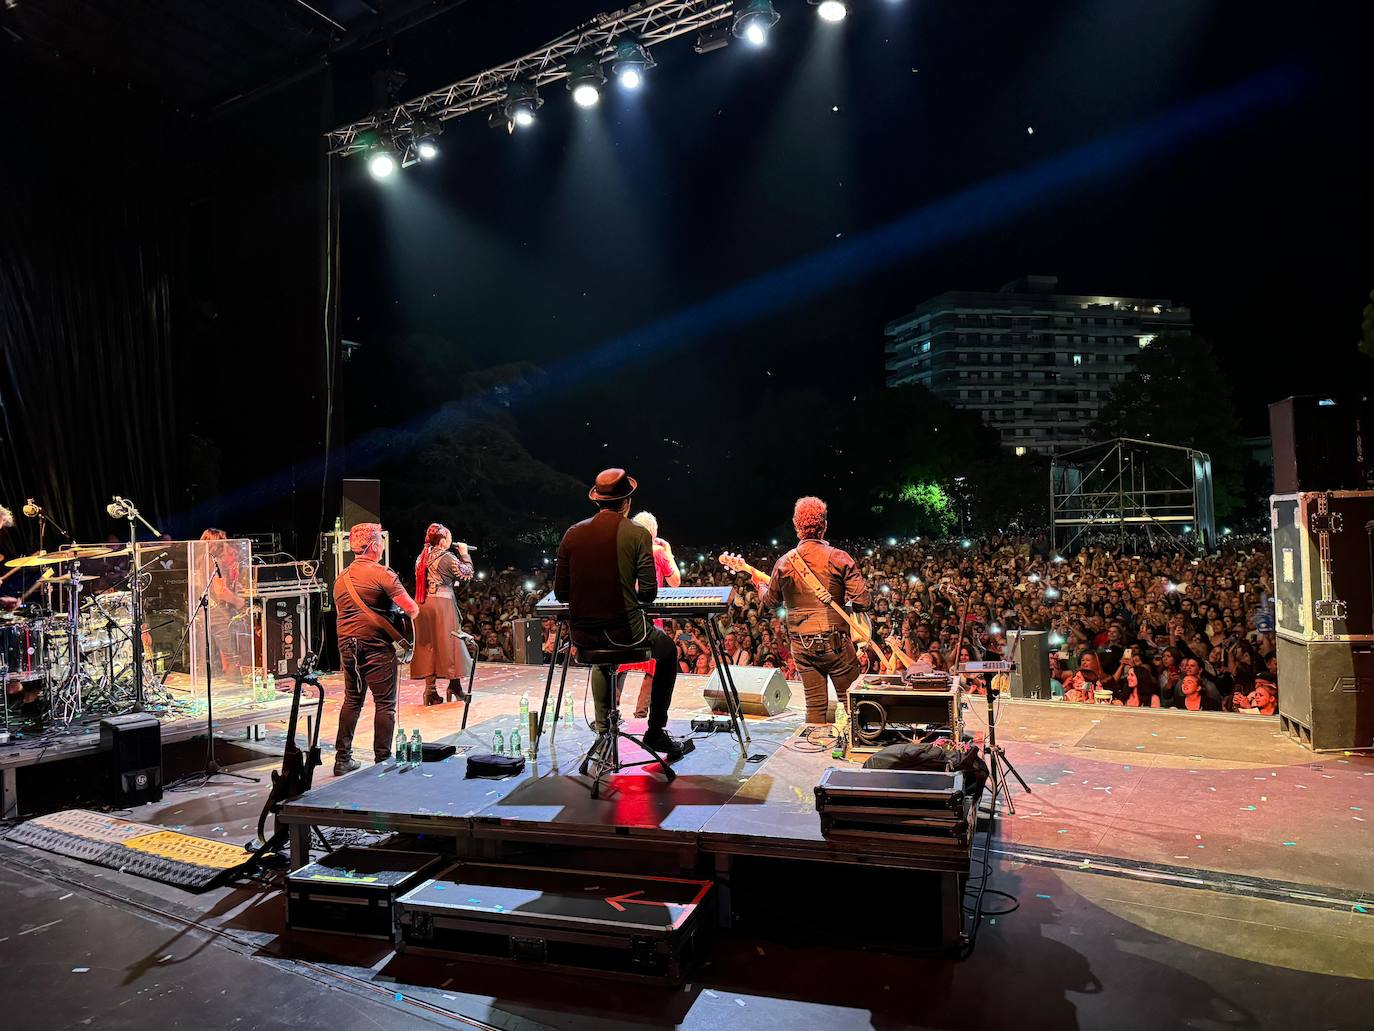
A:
756,497,870,726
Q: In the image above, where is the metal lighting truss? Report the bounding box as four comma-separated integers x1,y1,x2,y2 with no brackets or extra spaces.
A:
326,0,735,155
1050,437,1216,556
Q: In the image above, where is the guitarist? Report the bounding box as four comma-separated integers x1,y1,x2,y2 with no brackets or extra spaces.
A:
757,496,871,727
332,522,420,775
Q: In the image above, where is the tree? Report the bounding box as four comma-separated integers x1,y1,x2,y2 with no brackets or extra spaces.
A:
1089,334,1247,519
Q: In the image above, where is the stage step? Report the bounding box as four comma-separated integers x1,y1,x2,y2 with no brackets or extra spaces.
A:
396,862,713,985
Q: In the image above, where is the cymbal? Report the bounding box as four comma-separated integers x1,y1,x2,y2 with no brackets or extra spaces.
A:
5,546,112,568
39,569,98,582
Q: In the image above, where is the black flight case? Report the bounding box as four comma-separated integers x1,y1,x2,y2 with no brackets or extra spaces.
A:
286,847,444,940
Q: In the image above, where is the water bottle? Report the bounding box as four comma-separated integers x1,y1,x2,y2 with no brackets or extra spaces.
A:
509,727,522,758
334,516,342,536
394,728,408,766
493,729,504,756
410,729,422,765
563,694,574,729
252,672,264,702
518,691,530,727
265,673,277,697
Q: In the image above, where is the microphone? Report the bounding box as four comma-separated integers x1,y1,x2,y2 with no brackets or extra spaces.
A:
107,496,130,519
22,499,40,518
454,543,478,554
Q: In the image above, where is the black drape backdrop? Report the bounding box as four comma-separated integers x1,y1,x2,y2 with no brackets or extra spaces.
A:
0,42,335,557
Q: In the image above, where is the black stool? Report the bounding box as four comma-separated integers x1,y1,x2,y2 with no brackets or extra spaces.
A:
575,644,676,799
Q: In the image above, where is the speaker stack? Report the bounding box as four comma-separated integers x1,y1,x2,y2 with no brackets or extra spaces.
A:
1269,395,1374,752
511,618,545,664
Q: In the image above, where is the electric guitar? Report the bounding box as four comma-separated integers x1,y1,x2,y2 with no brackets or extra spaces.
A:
251,655,325,859
717,552,918,673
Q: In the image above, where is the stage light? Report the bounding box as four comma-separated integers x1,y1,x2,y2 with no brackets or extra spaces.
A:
502,81,541,128
733,0,779,46
611,36,655,90
566,50,605,109
814,0,847,22
416,136,439,160
367,148,397,179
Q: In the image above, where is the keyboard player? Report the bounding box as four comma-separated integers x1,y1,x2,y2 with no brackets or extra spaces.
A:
553,468,688,759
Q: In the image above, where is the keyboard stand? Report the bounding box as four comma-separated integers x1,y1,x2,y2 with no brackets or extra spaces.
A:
699,616,750,755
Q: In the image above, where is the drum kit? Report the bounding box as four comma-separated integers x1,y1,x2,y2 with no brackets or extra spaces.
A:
1,543,167,733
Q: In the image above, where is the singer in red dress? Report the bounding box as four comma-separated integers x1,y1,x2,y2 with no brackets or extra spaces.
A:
616,511,680,720
411,523,474,705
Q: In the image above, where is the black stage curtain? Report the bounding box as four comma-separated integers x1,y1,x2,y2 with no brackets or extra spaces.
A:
0,50,186,552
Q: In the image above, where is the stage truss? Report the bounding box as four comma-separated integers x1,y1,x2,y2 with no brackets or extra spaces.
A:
1050,437,1216,555
326,0,734,156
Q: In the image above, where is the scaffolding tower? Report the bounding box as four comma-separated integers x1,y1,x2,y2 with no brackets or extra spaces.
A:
1050,438,1215,555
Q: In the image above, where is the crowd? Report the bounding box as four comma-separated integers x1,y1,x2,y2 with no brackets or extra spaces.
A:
454,531,1280,717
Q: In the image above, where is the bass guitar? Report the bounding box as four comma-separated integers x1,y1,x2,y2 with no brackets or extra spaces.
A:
717,552,918,673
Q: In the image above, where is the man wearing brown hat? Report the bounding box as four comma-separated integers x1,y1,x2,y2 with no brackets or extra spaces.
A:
553,469,687,759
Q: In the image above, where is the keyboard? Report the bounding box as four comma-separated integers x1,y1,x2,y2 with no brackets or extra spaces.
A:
535,585,732,617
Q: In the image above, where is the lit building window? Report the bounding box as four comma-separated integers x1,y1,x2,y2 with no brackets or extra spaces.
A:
1138,334,1155,349
1015,446,1027,457
1072,354,1083,366
920,340,931,353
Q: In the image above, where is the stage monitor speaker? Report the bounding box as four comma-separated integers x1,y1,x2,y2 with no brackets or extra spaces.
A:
511,618,544,664
1270,395,1374,494
100,714,163,804
341,478,381,529
1276,636,1373,752
703,665,791,717
1008,630,1052,699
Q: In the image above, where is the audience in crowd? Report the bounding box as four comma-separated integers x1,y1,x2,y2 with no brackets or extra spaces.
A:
452,532,1280,717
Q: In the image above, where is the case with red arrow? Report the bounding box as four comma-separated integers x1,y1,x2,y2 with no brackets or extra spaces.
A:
395,862,712,984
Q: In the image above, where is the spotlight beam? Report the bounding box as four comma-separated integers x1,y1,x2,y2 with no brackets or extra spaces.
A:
327,1,735,155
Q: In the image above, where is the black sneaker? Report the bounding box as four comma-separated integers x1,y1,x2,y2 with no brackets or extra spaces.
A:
641,728,688,761
333,758,361,776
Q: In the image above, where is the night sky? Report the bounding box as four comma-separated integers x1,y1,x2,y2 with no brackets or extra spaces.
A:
337,1,1369,421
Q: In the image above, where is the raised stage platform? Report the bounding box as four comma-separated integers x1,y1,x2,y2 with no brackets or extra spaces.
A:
0,697,295,820
278,713,974,948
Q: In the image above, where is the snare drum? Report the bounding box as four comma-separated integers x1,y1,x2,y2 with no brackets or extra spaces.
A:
0,616,46,683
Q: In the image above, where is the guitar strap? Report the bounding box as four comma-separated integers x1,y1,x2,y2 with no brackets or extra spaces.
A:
339,565,405,644
784,548,837,609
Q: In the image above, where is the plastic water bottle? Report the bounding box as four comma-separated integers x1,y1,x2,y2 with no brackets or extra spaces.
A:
493,728,504,756
251,672,264,701
394,728,408,767
519,691,530,727
563,694,575,729
509,727,522,758
265,673,277,697
334,516,342,536
410,729,422,765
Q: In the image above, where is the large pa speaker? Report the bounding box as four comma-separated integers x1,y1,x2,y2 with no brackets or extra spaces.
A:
100,714,163,804
703,665,791,716
1270,395,1374,494
1008,630,1052,699
1276,636,1374,752
341,478,382,528
511,618,545,664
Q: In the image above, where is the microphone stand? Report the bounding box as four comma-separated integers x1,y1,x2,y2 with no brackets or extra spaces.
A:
171,556,258,788
944,581,1030,815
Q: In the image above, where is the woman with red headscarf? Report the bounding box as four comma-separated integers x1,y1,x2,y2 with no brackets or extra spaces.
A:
411,523,473,705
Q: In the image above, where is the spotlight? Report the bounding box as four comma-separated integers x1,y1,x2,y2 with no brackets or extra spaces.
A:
611,36,655,89
501,81,541,129
813,0,847,22
565,50,605,109
367,148,397,179
733,0,779,46
416,135,439,160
